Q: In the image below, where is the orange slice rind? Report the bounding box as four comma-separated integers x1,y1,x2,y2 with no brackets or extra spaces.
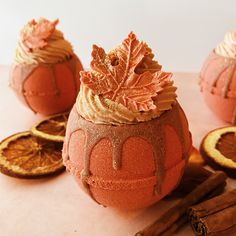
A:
200,126,236,178
0,131,65,178
31,112,69,142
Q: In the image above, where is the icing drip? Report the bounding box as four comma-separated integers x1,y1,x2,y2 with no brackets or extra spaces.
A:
64,102,190,201
222,64,236,98
9,64,38,112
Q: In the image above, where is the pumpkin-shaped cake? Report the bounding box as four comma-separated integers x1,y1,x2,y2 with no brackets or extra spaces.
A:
200,30,236,124
9,18,83,115
63,32,192,209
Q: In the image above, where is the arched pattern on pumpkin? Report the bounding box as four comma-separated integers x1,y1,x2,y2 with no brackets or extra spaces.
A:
200,51,236,124
63,102,192,204
9,55,82,115
200,52,236,98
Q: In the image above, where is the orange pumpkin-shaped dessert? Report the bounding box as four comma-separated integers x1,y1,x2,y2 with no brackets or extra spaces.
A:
63,33,192,209
9,18,83,115
200,30,236,124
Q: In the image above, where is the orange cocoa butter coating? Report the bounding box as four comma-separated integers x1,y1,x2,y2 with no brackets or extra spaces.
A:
9,55,83,115
200,51,236,124
63,103,192,209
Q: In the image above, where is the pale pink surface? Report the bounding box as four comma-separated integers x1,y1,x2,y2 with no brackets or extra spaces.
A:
0,65,235,236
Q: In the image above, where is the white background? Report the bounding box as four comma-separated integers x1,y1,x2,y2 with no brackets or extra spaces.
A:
0,0,236,72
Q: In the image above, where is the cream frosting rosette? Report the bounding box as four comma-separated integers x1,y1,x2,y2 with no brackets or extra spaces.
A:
77,32,177,125
14,18,74,64
215,30,236,59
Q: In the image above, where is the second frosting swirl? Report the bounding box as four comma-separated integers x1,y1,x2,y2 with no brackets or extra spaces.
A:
14,18,74,64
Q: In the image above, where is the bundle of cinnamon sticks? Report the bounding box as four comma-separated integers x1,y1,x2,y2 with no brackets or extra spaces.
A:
189,189,236,236
135,169,228,236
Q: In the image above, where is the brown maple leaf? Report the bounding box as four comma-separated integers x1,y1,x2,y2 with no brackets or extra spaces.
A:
80,32,172,112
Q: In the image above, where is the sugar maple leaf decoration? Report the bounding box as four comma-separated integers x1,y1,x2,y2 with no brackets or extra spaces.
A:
80,32,172,112
20,18,59,52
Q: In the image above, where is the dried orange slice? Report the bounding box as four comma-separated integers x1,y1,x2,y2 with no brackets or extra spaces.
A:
0,131,65,178
189,146,205,165
31,112,69,142
200,126,236,178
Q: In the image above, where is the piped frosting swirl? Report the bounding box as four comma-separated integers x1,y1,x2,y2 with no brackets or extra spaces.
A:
215,30,236,59
14,18,74,64
77,32,177,125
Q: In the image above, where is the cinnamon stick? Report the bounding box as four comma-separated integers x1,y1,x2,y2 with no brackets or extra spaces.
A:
135,171,227,236
160,215,187,236
160,181,226,236
188,189,236,236
168,164,213,198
